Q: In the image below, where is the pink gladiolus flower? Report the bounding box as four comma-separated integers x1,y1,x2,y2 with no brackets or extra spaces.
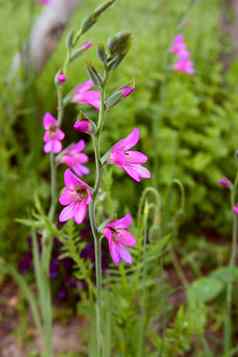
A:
103,213,136,265
73,119,92,134
218,177,232,189
59,169,92,224
109,128,151,182
233,205,238,216
72,80,101,110
173,58,194,75
58,140,89,176
170,34,186,55
121,86,135,97
43,113,64,154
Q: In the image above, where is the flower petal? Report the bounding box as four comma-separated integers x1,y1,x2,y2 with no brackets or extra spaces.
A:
64,169,81,187
73,164,90,176
113,128,140,151
55,128,65,141
118,245,133,264
44,140,62,154
125,150,148,164
43,112,56,129
109,241,121,265
74,80,94,94
59,188,74,205
110,213,133,229
59,202,75,222
117,230,136,247
74,201,88,224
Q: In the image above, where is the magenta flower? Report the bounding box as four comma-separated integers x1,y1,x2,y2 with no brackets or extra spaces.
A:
72,80,101,110
81,41,93,50
170,34,195,75
73,119,92,134
170,34,186,55
173,58,194,75
43,113,64,154
233,205,238,216
38,0,49,5
58,140,89,176
103,213,136,265
59,169,92,224
109,128,151,182
218,177,232,189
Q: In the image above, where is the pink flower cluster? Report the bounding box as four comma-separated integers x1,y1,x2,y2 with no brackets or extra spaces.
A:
170,34,194,75
43,76,149,265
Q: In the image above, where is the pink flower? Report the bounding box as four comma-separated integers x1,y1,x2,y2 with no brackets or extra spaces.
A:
121,86,135,97
173,58,194,74
103,213,136,265
56,71,67,85
170,34,186,55
109,128,151,182
58,140,89,176
233,205,238,216
59,169,92,224
72,80,101,110
43,113,64,154
73,119,92,134
218,177,232,189
81,41,93,50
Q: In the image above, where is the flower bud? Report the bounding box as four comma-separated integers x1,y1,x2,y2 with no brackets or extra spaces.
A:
73,119,93,134
121,86,135,97
55,71,67,85
218,177,232,189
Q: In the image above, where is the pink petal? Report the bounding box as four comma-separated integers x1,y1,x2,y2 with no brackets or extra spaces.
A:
133,164,151,179
73,164,90,176
44,140,62,154
114,128,140,151
74,201,88,224
79,91,101,110
59,188,74,205
59,202,75,222
103,227,113,240
125,150,148,164
123,164,141,182
43,112,56,129
73,140,86,152
74,80,94,94
110,213,133,229
109,241,121,265
118,245,133,264
55,128,65,141
117,230,136,247
64,169,81,187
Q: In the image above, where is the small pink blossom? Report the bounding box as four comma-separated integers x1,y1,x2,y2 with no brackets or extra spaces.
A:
103,213,136,265
170,34,186,55
72,80,101,110
56,71,67,85
58,140,89,176
81,41,93,50
73,119,92,134
43,113,64,154
109,128,151,182
218,177,232,189
121,86,135,97
59,169,92,224
233,205,238,216
173,58,194,75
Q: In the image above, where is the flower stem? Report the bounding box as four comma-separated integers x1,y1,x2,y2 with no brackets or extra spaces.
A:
225,171,238,355
88,82,107,357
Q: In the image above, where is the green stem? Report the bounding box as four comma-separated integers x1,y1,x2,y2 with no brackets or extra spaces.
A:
225,172,238,355
88,82,107,357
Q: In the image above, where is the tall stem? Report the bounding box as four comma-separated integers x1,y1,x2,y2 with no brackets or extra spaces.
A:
225,172,238,355
88,82,106,357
